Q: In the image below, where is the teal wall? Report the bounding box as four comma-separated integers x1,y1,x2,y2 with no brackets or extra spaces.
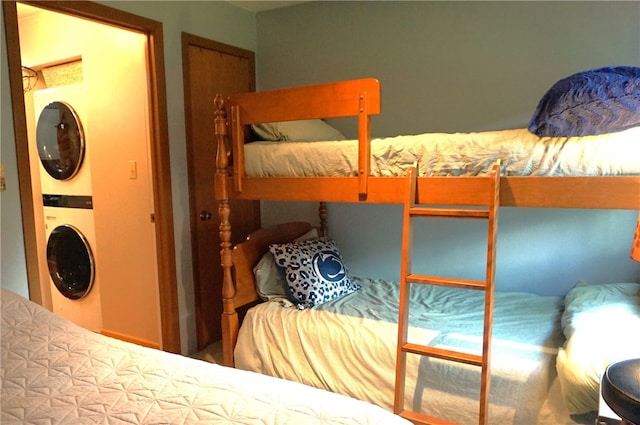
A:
1,5,26,297
256,1,639,136
257,1,640,295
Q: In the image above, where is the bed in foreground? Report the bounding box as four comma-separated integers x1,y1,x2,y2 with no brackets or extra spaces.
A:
0,288,411,425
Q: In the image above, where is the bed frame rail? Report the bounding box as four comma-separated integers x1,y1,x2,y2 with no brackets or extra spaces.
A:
219,78,381,197
214,175,640,210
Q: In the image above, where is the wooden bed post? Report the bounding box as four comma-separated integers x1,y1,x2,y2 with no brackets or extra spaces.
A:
319,202,328,236
357,90,372,199
214,95,237,367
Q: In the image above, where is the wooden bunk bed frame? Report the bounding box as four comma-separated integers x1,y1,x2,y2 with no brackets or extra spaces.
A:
213,78,640,367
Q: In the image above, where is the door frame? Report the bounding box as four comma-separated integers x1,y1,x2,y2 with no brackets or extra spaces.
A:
2,0,180,353
181,32,257,350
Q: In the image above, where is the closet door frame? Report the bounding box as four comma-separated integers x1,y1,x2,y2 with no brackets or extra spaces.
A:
3,0,180,353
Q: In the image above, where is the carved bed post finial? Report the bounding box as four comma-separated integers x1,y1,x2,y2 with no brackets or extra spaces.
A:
319,202,328,237
214,94,237,367
214,95,230,172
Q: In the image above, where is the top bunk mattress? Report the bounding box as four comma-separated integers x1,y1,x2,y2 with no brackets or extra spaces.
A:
244,126,640,178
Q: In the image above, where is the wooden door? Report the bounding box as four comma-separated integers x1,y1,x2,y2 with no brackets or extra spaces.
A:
182,33,260,351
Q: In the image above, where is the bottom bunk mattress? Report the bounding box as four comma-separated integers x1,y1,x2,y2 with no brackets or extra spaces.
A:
235,277,587,425
0,288,411,425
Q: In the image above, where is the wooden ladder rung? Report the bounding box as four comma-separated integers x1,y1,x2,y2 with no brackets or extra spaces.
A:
409,207,490,219
395,161,500,425
402,343,483,367
406,274,487,290
399,410,461,425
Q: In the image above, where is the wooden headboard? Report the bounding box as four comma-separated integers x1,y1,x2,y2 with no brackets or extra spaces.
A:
231,221,313,309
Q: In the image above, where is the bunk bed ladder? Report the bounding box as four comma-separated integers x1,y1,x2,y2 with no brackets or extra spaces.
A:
394,161,501,425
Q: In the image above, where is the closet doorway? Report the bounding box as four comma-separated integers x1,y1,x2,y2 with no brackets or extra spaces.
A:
182,33,260,351
3,1,180,353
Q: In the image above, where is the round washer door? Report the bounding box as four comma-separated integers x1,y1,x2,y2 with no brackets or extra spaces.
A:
47,224,95,300
36,101,85,181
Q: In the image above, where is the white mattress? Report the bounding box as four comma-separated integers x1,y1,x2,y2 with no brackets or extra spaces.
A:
235,277,594,425
555,282,640,415
244,126,640,177
0,288,411,425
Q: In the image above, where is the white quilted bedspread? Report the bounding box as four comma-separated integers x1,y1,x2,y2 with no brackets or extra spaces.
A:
244,126,640,177
0,289,410,425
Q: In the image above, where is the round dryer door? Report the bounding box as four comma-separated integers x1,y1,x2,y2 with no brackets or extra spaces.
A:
36,101,85,181
47,224,95,300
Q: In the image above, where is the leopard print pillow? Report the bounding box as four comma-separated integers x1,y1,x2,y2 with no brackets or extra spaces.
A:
269,237,360,309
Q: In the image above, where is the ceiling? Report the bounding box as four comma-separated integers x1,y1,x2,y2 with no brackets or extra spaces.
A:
16,2,308,17
227,1,309,13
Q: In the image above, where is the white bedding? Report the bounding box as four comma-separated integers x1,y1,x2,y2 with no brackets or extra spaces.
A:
556,282,640,415
235,277,593,425
244,126,640,177
0,288,411,425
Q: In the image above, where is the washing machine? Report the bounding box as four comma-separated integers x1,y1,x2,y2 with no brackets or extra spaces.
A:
34,83,92,197
44,194,102,332
35,83,101,331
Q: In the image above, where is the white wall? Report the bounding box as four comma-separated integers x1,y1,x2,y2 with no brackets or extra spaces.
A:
1,0,257,354
257,1,640,296
97,1,257,353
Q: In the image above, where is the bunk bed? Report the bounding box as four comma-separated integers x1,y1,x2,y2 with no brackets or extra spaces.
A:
213,69,640,424
0,288,411,424
221,221,639,425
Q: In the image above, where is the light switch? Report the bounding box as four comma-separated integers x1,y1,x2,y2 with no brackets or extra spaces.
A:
128,160,137,179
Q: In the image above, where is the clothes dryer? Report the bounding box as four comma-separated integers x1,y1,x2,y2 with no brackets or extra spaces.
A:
44,194,102,332
34,84,92,196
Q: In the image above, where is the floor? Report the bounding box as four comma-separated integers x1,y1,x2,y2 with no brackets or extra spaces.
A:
190,340,224,364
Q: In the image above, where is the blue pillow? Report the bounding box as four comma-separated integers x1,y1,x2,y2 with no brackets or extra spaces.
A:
269,237,360,309
529,66,640,137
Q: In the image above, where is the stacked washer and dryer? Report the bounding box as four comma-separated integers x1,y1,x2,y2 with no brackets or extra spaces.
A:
34,83,103,332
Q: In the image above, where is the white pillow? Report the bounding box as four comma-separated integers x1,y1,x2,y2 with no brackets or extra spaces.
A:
251,119,346,142
253,228,319,302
